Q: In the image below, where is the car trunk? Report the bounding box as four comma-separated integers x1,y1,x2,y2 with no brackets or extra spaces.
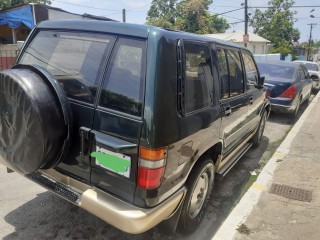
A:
264,80,292,98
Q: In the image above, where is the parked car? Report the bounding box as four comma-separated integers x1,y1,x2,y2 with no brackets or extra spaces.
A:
257,60,312,117
0,20,270,234
294,60,320,92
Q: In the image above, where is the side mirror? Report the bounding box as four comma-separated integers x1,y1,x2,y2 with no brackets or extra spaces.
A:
310,74,319,81
255,76,265,89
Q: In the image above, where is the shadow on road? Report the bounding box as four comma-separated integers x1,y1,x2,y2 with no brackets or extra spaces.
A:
6,94,311,240
3,137,270,240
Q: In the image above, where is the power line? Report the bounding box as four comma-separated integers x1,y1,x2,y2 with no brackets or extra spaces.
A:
223,15,244,21
249,5,320,9
53,0,122,12
229,20,245,25
213,7,245,16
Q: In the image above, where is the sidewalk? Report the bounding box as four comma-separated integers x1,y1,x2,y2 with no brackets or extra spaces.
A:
213,92,320,240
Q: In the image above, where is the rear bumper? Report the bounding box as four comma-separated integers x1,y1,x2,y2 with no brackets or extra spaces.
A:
270,103,295,113
269,97,297,113
27,169,186,234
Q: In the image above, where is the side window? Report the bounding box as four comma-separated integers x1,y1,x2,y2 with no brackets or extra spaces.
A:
225,49,245,97
217,48,229,99
303,67,309,79
301,66,309,79
99,38,146,117
184,42,212,113
298,67,306,80
243,52,259,91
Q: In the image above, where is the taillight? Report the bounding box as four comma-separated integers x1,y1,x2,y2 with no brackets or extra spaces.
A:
279,85,296,98
137,146,167,189
265,89,270,99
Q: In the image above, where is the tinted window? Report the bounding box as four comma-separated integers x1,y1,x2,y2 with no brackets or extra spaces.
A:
258,63,295,81
99,38,146,116
243,52,259,91
226,49,244,97
217,48,229,99
184,42,212,113
20,31,115,103
298,66,308,80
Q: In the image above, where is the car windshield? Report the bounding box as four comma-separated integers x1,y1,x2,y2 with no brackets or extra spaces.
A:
257,63,295,81
300,62,319,71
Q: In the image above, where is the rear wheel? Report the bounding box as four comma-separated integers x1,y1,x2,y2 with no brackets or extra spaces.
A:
291,98,301,118
179,158,215,233
252,110,267,147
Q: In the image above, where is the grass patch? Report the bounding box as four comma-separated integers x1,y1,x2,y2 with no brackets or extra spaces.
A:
237,224,252,235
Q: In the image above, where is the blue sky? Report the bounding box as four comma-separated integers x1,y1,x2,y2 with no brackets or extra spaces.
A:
50,0,320,42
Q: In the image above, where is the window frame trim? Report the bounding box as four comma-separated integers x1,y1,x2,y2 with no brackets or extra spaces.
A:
95,36,148,118
178,39,214,116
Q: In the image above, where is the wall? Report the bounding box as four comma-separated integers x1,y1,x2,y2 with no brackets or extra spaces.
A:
0,44,19,70
48,9,83,20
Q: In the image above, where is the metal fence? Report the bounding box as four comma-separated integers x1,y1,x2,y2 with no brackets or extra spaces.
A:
0,48,19,71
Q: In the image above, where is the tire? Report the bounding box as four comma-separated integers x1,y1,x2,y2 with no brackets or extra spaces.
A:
179,158,215,233
291,98,301,118
0,67,71,174
252,110,267,148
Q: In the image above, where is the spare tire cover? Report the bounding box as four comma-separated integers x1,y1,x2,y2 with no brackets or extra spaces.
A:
0,68,67,174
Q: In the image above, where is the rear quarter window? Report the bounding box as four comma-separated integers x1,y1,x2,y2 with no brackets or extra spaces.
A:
99,37,146,117
183,42,212,114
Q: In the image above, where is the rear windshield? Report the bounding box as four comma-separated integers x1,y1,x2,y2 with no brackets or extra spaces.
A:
19,31,114,104
300,62,319,71
257,63,295,81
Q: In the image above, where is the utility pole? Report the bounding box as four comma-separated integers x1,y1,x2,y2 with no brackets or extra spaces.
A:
244,0,248,47
307,23,317,61
122,9,126,23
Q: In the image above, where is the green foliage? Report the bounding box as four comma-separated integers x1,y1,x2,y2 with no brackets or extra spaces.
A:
250,0,300,56
0,0,51,9
146,0,177,29
146,0,229,34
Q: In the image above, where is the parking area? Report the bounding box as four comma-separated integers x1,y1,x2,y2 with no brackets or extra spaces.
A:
0,95,314,240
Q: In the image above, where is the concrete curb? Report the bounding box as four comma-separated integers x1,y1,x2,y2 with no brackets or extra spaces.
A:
212,92,320,240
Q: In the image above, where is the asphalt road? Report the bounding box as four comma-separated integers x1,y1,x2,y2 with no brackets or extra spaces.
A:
0,96,313,240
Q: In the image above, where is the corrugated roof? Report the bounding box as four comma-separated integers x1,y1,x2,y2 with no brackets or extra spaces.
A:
205,30,270,43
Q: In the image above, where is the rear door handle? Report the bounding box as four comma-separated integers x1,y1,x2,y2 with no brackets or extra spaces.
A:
224,106,232,116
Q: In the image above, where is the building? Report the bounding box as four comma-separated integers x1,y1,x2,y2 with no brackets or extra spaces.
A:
205,30,271,54
0,4,115,70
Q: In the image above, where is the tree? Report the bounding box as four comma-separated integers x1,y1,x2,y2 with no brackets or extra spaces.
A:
250,0,300,55
211,14,230,33
175,0,214,34
146,0,229,34
0,0,51,9
146,0,177,29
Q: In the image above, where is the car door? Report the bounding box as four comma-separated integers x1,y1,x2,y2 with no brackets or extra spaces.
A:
298,65,311,101
217,46,249,156
242,51,265,133
301,65,312,98
89,37,147,203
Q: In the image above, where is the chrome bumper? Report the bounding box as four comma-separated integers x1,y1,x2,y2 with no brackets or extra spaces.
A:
27,169,186,234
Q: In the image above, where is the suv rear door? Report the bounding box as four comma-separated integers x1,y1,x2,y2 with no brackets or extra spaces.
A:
17,30,116,182
216,46,250,155
90,37,147,202
242,51,265,132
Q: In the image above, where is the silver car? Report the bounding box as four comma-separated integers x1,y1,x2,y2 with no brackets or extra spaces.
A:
294,60,320,92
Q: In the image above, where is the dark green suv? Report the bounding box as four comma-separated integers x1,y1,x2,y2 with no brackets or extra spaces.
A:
0,20,270,234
